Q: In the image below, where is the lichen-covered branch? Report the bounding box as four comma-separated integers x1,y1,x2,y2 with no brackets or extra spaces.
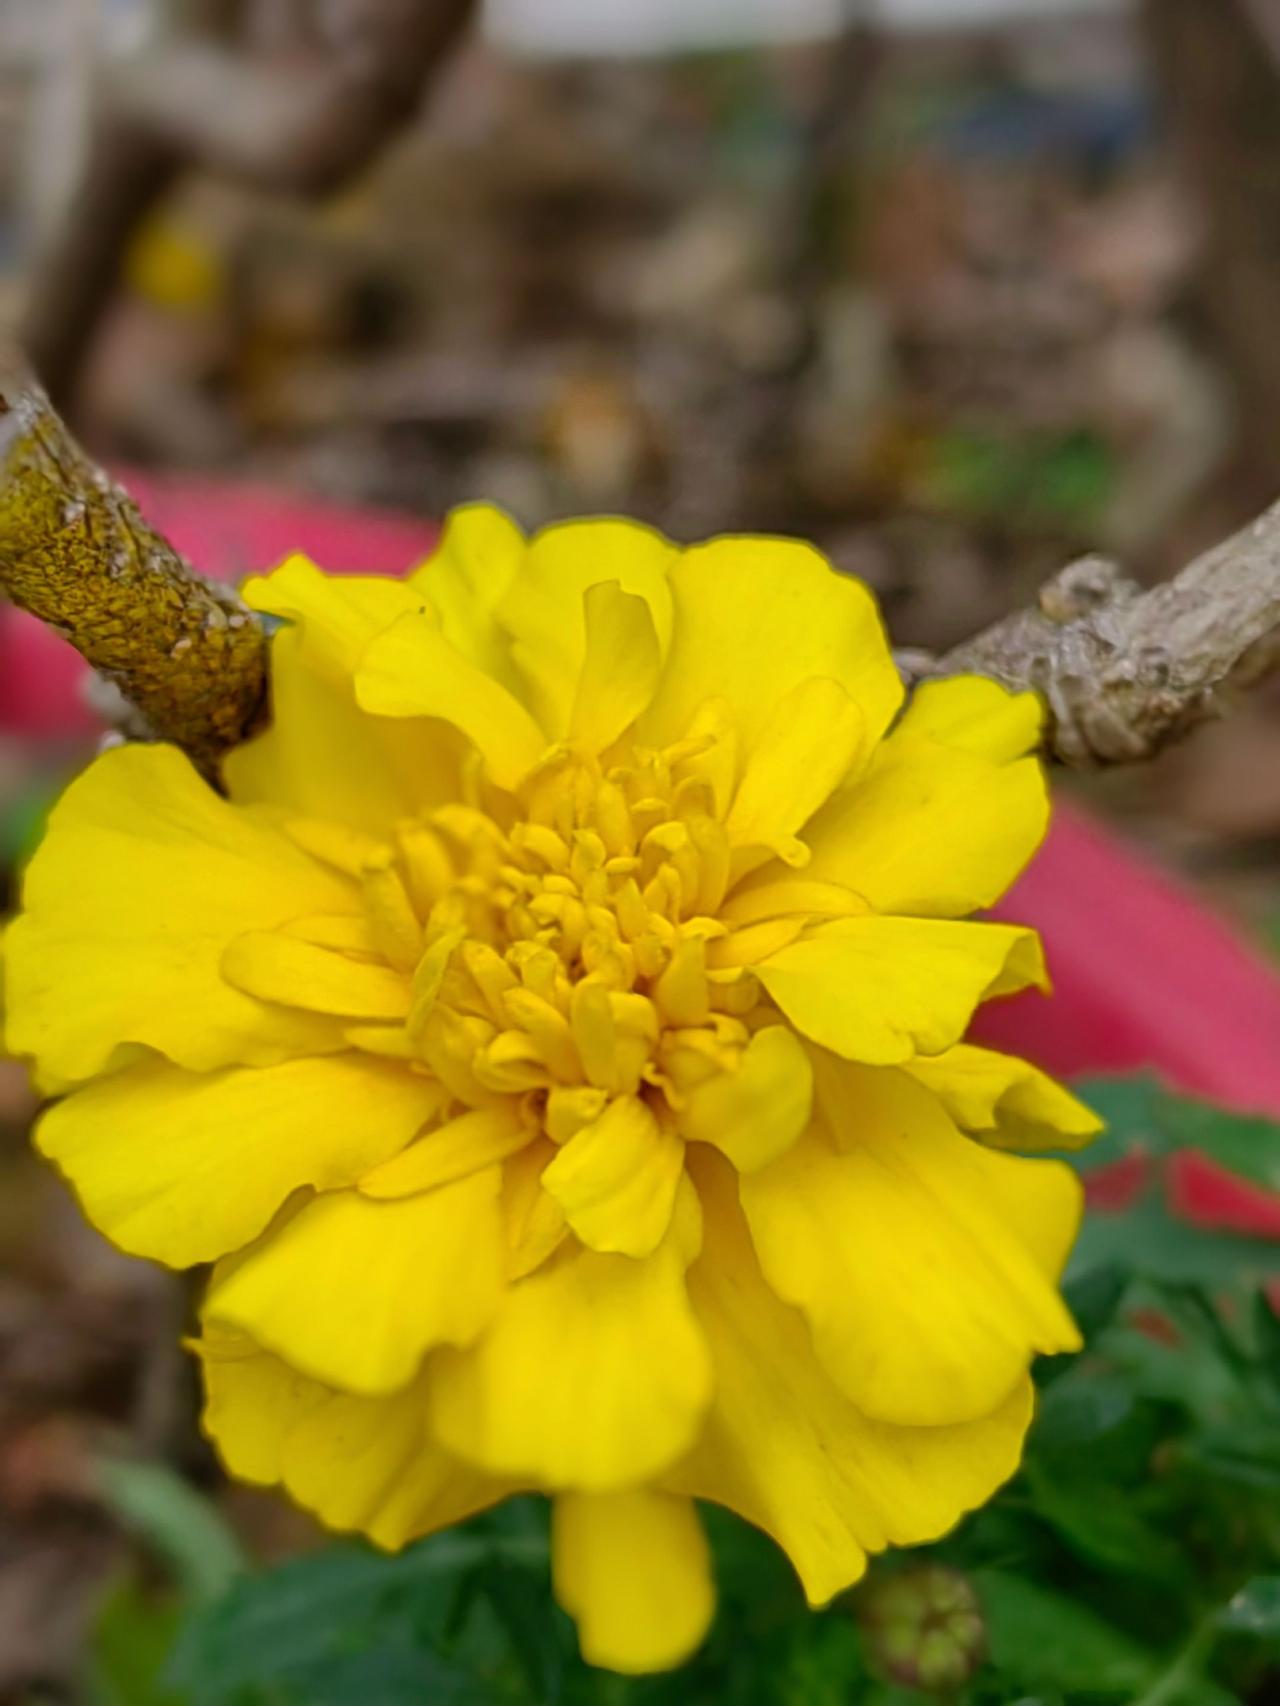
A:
0,361,266,769
913,503,1280,767
4,335,1280,775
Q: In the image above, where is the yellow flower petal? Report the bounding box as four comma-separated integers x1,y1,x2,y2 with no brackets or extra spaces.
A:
668,1154,1034,1604
355,610,548,789
740,1064,1081,1425
502,1139,570,1279
225,625,461,837
896,676,1043,763
756,917,1047,1065
568,582,662,752
498,517,676,738
904,1044,1103,1152
361,1105,533,1197
725,677,866,859
803,737,1048,917
35,1053,443,1267
2,744,352,1084
242,555,422,676
205,1169,506,1394
222,930,411,1019
541,1096,684,1257
639,536,902,757
430,1193,711,1490
718,878,868,929
197,1324,505,1548
676,1024,812,1172
409,503,525,686
553,1491,713,1674
233,557,462,831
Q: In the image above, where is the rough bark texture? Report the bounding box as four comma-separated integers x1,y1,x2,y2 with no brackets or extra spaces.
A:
0,362,266,769
3,352,1280,775
917,503,1280,767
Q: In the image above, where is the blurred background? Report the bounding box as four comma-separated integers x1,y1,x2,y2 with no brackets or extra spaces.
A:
2,0,1280,1695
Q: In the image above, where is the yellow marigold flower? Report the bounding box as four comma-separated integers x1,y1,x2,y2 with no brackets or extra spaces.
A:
2,507,1100,1674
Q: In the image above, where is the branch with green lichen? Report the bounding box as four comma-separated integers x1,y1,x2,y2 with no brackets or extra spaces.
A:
0,358,267,771
2,351,1280,773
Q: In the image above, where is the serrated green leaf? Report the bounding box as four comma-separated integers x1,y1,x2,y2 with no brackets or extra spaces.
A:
168,1529,547,1705
1159,1102,1280,1196
276,1640,503,1706
1069,1076,1167,1163
1070,1079,1280,1216
972,1570,1161,1697
1069,1193,1280,1288
1021,1461,1190,1589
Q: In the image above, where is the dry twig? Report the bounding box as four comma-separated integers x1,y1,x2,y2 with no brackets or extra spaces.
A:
2,346,1280,773
910,505,1280,767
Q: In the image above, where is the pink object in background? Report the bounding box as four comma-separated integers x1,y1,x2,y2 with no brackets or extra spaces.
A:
982,806,1280,1119
979,803,1280,1236
2,471,1279,1229
0,470,438,737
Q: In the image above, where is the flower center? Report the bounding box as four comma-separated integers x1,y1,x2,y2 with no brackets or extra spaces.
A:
364,744,764,1129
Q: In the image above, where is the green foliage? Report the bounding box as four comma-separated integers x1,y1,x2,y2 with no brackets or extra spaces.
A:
0,773,57,870
90,1080,1280,1704
96,1458,248,1606
912,427,1115,532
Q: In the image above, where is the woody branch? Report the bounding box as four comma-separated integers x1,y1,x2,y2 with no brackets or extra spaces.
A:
1,358,1279,771
0,358,266,771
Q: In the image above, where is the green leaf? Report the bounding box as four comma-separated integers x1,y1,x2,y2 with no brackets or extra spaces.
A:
0,777,57,869
1033,1368,1137,1449
1216,1577,1280,1639
1069,1192,1280,1289
467,1558,573,1701
1021,1461,1190,1590
1181,1423,1280,1494
771,1617,868,1706
1159,1102,1280,1195
1070,1076,1280,1217
96,1458,246,1605
87,1577,185,1706
1254,1292,1280,1388
972,1570,1161,1698
283,1642,500,1706
1069,1076,1167,1164
1037,1264,1130,1385
168,1528,547,1706
1065,1262,1132,1340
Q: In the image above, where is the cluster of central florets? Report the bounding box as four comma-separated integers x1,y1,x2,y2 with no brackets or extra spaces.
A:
347,739,767,1158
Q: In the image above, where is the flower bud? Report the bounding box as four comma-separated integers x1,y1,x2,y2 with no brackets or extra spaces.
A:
855,1564,986,1692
